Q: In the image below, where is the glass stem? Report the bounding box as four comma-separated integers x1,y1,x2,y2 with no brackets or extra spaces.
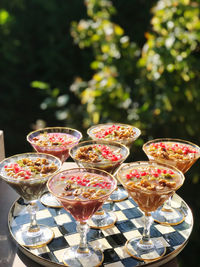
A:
27,201,40,233
77,222,89,254
141,212,153,246
162,195,173,212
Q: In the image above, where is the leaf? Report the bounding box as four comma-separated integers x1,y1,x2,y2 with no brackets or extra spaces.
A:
0,9,9,25
31,81,49,90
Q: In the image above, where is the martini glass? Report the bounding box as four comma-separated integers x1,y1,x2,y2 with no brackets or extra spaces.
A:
27,127,82,208
87,123,140,202
47,167,117,267
87,123,141,148
117,161,184,261
0,152,61,248
143,138,200,225
69,140,129,229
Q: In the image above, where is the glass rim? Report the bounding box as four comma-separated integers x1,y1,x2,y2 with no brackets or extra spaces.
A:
143,138,200,151
69,139,130,165
26,127,83,148
47,167,117,203
117,160,185,194
142,138,200,162
0,152,62,182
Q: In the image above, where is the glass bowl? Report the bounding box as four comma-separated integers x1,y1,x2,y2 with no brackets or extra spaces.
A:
47,167,117,266
117,161,184,261
27,127,82,163
0,152,62,201
69,140,129,174
143,138,200,174
0,152,62,248
143,138,200,225
69,140,129,228
87,123,141,148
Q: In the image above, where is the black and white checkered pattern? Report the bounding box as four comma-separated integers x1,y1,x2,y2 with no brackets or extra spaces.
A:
8,193,193,267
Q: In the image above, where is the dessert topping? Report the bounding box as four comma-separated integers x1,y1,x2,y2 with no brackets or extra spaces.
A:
75,144,122,163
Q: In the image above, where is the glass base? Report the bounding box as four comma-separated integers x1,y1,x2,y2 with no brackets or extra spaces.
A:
63,245,103,267
15,224,54,248
125,237,166,261
88,210,117,229
108,186,128,202
40,192,63,208
152,205,185,226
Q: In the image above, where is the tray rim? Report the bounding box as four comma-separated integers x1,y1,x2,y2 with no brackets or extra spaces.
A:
8,193,193,267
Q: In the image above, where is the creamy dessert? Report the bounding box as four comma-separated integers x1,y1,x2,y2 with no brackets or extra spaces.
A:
117,162,184,212
70,141,129,174
27,127,82,163
143,139,200,173
87,123,141,147
0,154,61,201
48,169,116,222
74,144,123,163
32,132,78,147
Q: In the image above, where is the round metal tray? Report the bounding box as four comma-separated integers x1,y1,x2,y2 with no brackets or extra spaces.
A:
8,193,193,267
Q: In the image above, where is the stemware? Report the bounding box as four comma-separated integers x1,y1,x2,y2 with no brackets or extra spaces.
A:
0,152,61,248
69,140,129,229
47,167,117,267
143,138,200,225
87,122,141,148
117,161,184,261
27,127,82,207
87,123,141,201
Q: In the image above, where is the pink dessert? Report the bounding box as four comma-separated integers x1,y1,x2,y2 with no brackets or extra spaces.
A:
27,129,82,163
48,170,116,222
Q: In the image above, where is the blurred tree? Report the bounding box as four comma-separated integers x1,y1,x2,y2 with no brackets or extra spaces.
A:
0,0,156,154
70,0,141,129
138,0,200,141
68,0,200,146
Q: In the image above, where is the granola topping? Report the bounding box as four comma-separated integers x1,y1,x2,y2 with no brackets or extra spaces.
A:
122,166,181,192
146,142,198,161
74,144,123,163
91,125,136,141
32,132,78,147
54,172,114,200
4,157,58,180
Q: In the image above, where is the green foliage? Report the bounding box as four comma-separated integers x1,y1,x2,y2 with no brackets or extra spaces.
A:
68,0,200,146
0,0,156,155
70,0,140,128
138,0,200,139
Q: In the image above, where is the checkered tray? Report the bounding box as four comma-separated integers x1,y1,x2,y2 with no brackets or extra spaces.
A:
8,192,193,267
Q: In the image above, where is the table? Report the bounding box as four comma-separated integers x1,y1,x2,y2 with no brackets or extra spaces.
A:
0,162,181,267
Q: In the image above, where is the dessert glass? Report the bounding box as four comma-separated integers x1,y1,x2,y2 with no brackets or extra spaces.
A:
27,127,82,207
69,140,129,229
143,138,200,225
117,161,184,261
87,123,141,201
0,153,61,248
47,167,117,267
87,123,141,148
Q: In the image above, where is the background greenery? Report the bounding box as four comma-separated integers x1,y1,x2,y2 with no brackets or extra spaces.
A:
0,0,199,266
